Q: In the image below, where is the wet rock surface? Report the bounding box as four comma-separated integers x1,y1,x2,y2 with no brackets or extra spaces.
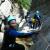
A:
30,2,50,50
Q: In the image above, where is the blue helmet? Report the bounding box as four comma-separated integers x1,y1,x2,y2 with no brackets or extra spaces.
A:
7,15,16,22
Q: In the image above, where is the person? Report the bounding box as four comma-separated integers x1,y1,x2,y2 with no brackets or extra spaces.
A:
34,11,41,26
1,15,32,50
29,11,42,43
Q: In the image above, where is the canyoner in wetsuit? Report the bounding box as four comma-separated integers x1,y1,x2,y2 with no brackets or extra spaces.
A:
1,15,33,50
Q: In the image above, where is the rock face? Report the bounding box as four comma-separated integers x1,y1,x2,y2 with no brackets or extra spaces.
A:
0,0,28,26
30,2,50,50
0,0,11,17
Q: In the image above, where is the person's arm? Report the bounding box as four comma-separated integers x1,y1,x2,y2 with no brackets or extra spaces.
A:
9,30,32,37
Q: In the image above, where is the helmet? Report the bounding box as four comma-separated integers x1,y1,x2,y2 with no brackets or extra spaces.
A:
34,11,41,20
7,15,16,22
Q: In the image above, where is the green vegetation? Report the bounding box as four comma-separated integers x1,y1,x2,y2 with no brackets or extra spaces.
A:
14,0,32,10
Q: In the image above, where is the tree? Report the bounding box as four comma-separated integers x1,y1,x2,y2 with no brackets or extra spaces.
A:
14,0,32,10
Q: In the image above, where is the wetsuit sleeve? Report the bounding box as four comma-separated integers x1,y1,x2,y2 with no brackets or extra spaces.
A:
9,30,32,37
